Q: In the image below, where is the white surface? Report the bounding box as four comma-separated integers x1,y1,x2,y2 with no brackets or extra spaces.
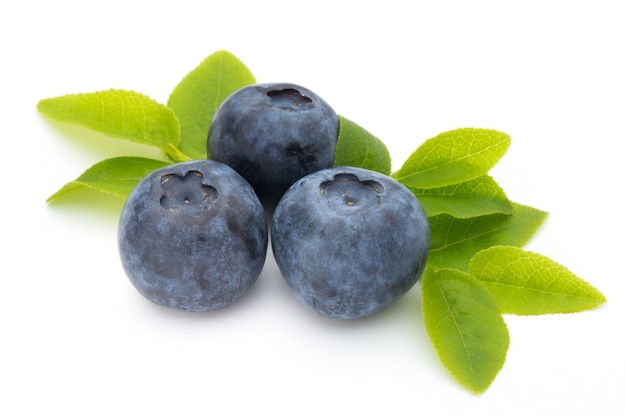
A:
2,1,625,416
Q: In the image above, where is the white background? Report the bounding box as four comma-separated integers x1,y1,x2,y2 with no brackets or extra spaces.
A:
2,1,625,416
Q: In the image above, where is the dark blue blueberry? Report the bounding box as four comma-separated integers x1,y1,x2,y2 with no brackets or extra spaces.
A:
207,83,339,211
118,160,268,312
271,166,430,319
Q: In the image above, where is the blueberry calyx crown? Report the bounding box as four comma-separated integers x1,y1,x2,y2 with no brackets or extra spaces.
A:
267,88,313,110
320,173,383,213
159,171,218,216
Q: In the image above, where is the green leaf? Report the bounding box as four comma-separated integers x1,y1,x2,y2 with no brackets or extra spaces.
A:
469,246,607,315
422,267,509,394
427,203,548,271
334,115,392,175
411,175,513,218
168,50,256,160
393,128,511,189
38,89,185,161
47,157,170,202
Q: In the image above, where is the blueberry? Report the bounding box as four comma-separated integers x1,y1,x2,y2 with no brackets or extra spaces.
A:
207,83,339,211
271,166,430,319
118,160,268,312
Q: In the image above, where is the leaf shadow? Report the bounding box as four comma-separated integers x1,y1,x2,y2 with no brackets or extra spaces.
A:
41,118,169,162
46,186,125,226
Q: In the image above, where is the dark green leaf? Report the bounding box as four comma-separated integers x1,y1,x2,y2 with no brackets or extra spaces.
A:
427,203,548,271
334,115,391,175
411,175,513,218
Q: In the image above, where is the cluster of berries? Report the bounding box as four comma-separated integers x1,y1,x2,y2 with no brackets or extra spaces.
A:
118,83,430,319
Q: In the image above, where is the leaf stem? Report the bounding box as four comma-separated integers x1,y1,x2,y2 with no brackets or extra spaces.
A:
164,145,193,163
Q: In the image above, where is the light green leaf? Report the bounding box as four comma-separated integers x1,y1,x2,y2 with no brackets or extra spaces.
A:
47,157,170,202
427,203,548,271
334,115,391,175
422,267,509,394
469,246,607,315
37,89,185,161
393,128,511,189
168,50,256,160
411,175,513,218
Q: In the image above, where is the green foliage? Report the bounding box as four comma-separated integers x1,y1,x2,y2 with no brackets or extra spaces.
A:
46,157,170,202
37,51,256,201
393,128,510,188
37,89,185,162
422,267,509,394
334,115,391,175
392,123,603,393
427,203,548,271
469,246,607,314
168,50,256,160
410,175,513,218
